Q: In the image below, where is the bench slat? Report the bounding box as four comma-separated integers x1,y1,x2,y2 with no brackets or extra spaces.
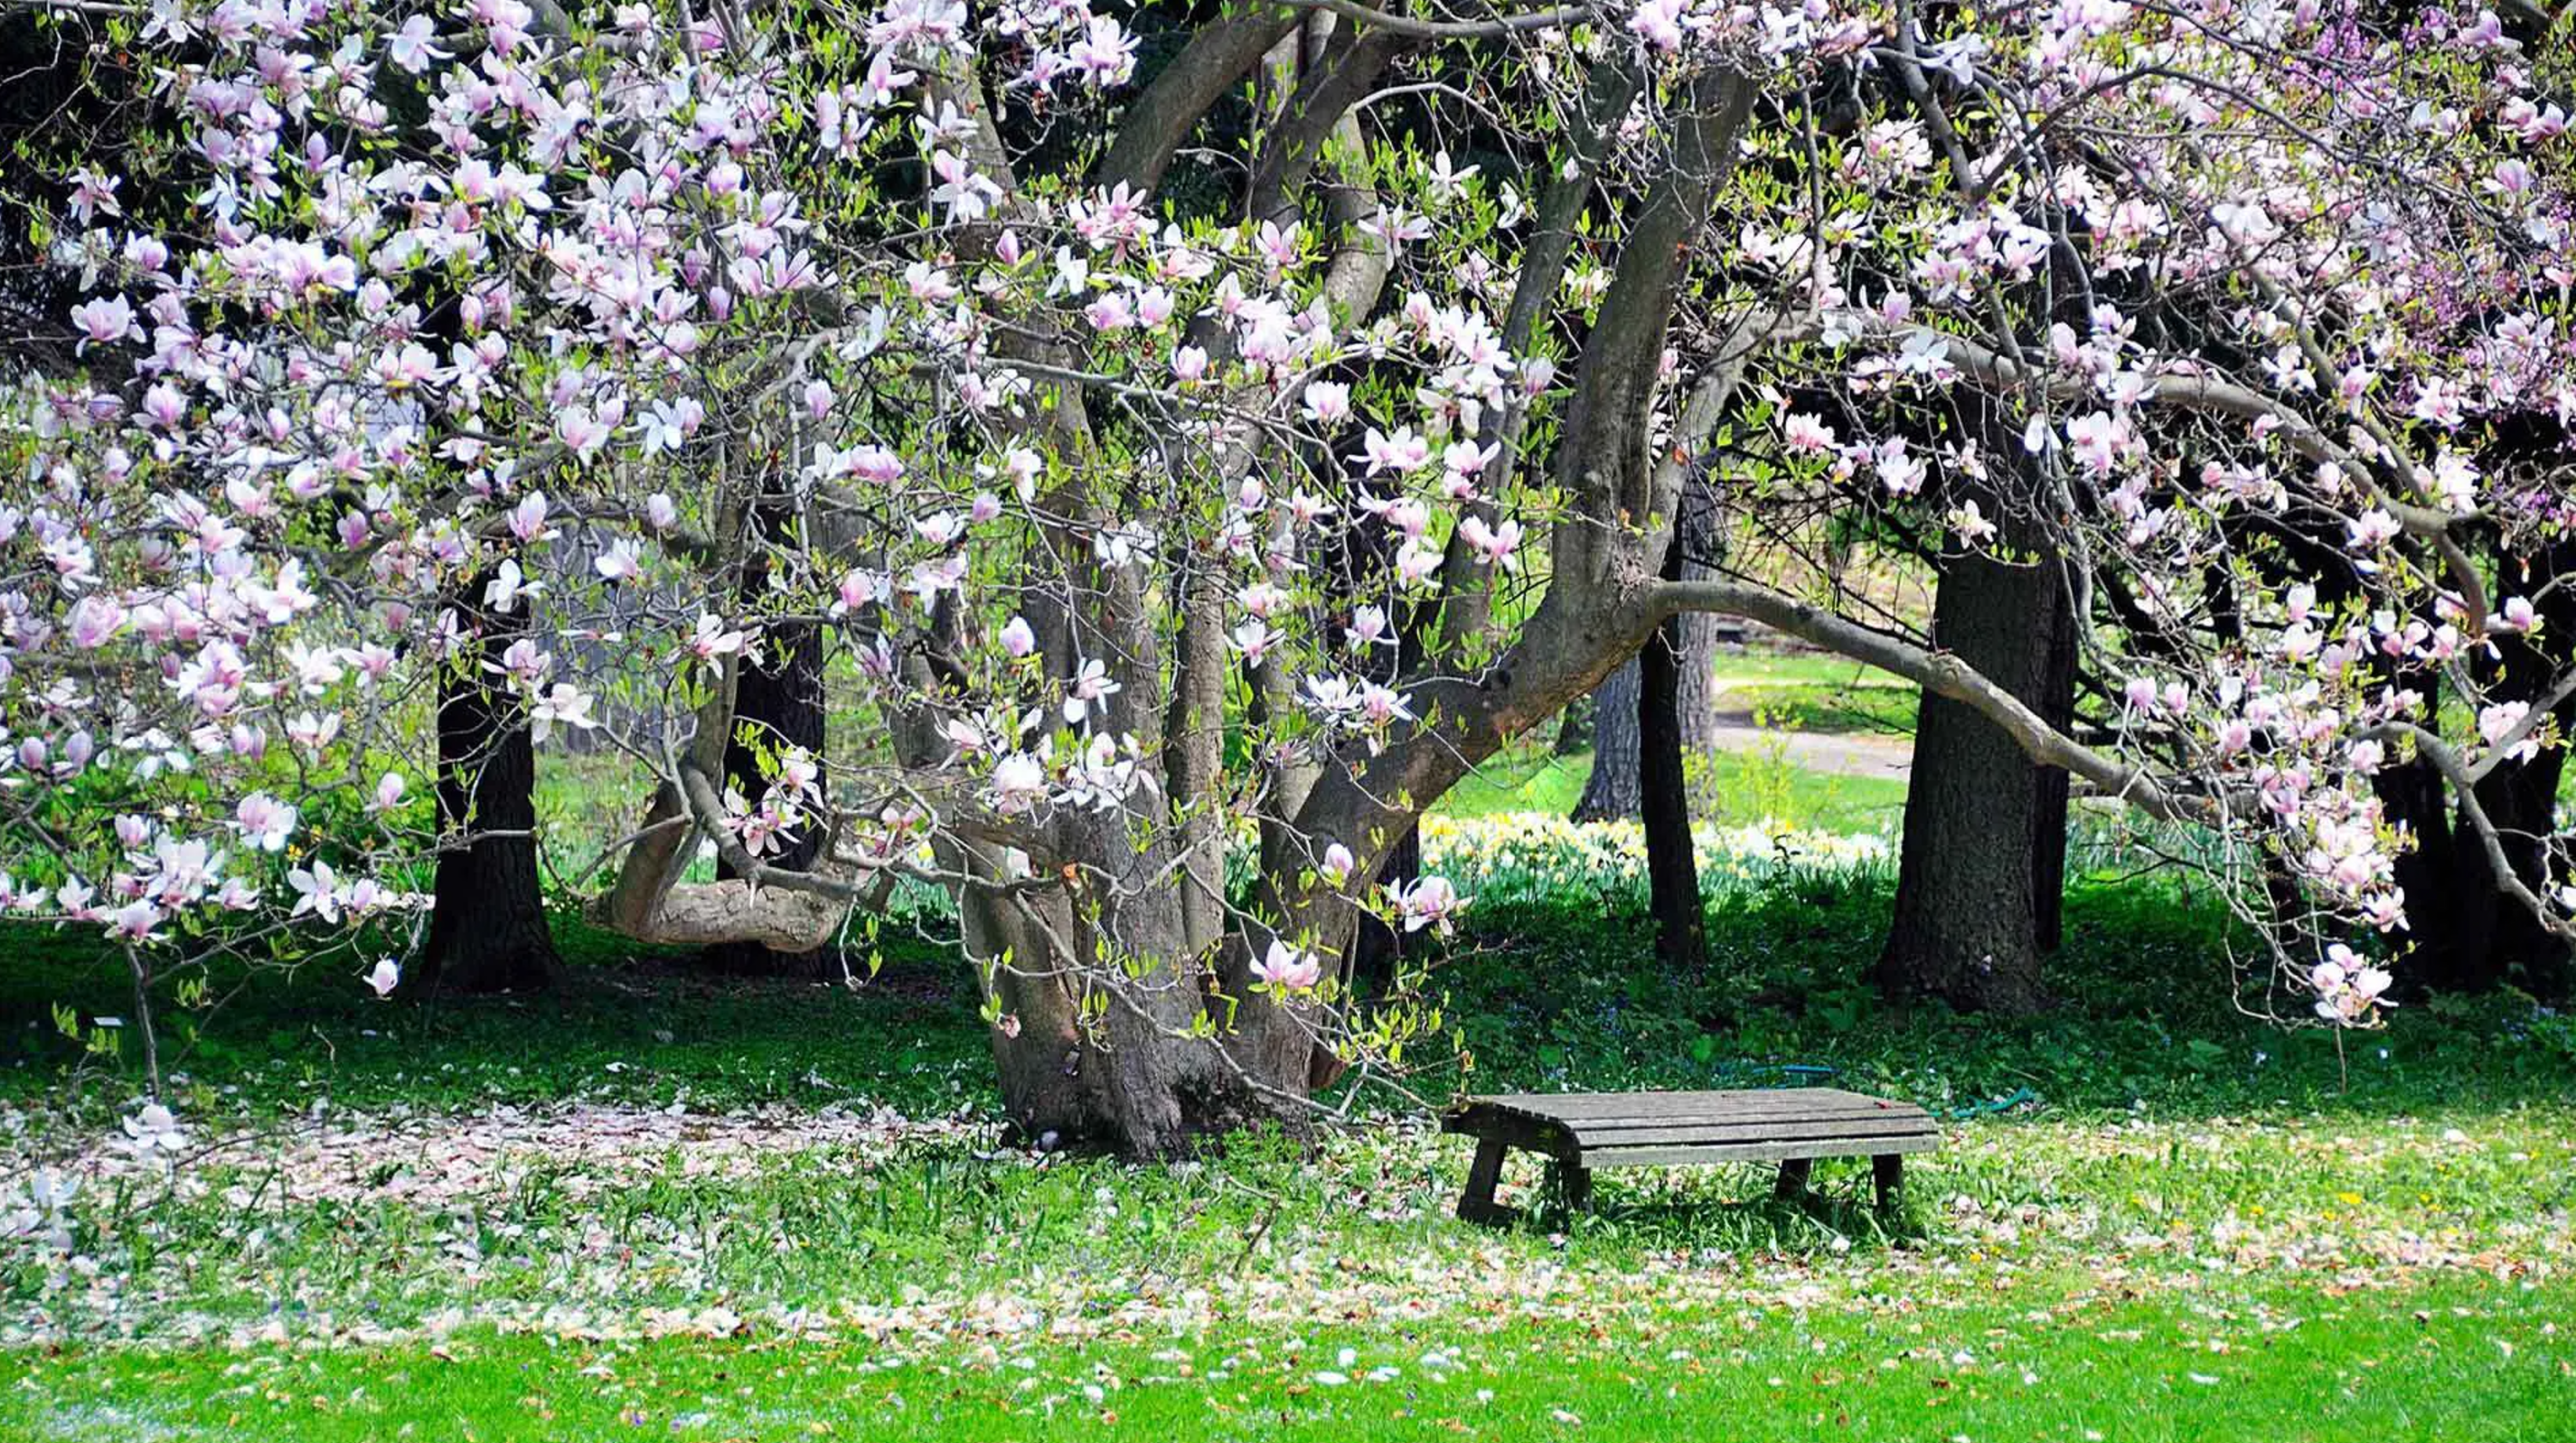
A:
1471,1089,1895,1118
1541,1104,1931,1131
1583,1133,1942,1168
1452,1099,1932,1133
1557,1117,1939,1149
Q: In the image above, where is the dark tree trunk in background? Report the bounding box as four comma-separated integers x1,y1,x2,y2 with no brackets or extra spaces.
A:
1573,630,1726,823
2374,660,2476,990
2433,533,2576,998
1348,826,1419,995
1640,596,1706,970
702,499,834,976
2031,579,2077,953
1553,693,1595,755
414,580,559,996
1878,544,2067,1014
1571,658,1642,821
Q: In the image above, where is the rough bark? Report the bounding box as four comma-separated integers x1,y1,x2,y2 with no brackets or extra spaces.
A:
1640,478,1714,967
1640,603,1706,969
2031,572,2076,954
1570,658,1642,821
1877,544,2067,1014
1573,627,1717,833
413,579,559,996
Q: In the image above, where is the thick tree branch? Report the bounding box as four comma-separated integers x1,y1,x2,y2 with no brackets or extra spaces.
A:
1656,578,2208,824
1095,7,1303,197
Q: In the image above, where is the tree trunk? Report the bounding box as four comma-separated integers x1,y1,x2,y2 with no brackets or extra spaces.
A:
1877,546,2066,1014
2031,576,2076,953
1571,658,1642,821
1573,617,1716,826
414,579,559,996
2374,665,2476,990
1553,693,1594,755
1348,825,1417,995
1640,611,1705,967
964,852,1310,1160
1640,489,1711,968
2434,533,2576,998
701,501,834,977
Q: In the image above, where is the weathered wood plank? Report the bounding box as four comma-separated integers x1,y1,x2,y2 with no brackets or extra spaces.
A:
1471,1089,1896,1118
1579,1133,1942,1168
1453,1098,1937,1134
1461,1092,1932,1131
1559,1118,1940,1149
1453,1118,1937,1149
1442,1108,1584,1160
1556,1103,1934,1130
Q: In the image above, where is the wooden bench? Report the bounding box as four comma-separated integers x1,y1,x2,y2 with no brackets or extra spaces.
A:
1443,1089,1939,1221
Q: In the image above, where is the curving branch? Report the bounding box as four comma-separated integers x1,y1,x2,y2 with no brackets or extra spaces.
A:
1655,577,2210,824
2375,722,2576,950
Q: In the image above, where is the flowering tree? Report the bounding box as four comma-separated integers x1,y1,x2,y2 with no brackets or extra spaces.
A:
5,0,2570,1153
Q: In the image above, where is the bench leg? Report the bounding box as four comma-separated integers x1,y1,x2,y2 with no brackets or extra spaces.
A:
1555,1160,1593,1212
1773,1157,1812,1201
1873,1154,1904,1211
1459,1138,1512,1224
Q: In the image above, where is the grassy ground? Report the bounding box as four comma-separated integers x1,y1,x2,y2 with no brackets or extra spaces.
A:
6,1272,2565,1440
5,865,2574,1437
1720,682,1919,736
1436,734,1909,833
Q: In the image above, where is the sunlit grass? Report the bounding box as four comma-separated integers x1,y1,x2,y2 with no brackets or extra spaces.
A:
9,829,2575,1439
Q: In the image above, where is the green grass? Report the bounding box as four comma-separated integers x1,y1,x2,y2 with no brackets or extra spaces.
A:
1433,740,1908,833
0,923,989,1120
1705,650,1913,688
5,1272,2565,1440
8,867,2576,1438
1722,681,1920,735
1435,741,1594,818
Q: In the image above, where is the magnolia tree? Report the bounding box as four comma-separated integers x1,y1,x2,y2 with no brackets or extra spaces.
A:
5,0,2571,1155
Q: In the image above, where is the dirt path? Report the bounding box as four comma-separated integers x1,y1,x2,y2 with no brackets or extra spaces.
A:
1706,675,1916,781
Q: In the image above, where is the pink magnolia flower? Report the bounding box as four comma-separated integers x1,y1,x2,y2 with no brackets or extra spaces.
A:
1000,616,1038,659
1320,843,1357,887
70,295,138,349
1393,875,1464,933
1250,939,1322,992
235,793,297,852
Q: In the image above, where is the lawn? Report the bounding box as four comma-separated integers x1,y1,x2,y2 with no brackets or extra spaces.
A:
1434,736,1908,833
5,863,2574,1439
7,1272,2565,1440
1719,681,1919,736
